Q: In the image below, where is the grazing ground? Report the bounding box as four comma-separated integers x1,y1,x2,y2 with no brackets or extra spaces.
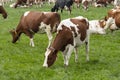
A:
0,3,120,80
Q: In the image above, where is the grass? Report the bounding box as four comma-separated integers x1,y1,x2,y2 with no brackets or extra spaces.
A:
0,2,120,80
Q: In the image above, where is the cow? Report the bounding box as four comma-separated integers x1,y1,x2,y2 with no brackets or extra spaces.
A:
94,2,104,7
0,4,7,19
14,0,28,8
13,0,34,8
51,0,74,14
82,0,89,10
104,8,120,32
10,11,61,47
43,16,90,67
89,20,106,34
96,0,108,7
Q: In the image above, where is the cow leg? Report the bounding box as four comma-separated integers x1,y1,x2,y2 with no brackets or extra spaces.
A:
61,9,63,13
74,47,78,63
45,25,53,48
55,8,59,12
68,7,71,14
24,30,34,47
63,45,74,66
30,38,34,47
85,41,89,61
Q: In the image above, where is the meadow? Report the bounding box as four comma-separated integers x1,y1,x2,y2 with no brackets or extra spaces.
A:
0,3,120,80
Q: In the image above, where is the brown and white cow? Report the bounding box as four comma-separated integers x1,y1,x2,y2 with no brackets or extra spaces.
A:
12,0,34,8
0,3,7,19
82,0,89,10
89,20,106,34
43,16,90,67
14,0,28,8
104,8,120,32
10,11,61,47
96,0,108,7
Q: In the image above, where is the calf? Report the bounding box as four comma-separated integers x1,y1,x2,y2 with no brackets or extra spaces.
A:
10,11,61,47
51,0,74,14
89,20,106,34
43,16,89,67
0,4,7,19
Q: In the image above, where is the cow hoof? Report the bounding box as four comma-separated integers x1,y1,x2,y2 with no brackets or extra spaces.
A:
64,64,68,67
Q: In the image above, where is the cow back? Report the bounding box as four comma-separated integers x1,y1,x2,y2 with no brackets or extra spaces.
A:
19,11,46,33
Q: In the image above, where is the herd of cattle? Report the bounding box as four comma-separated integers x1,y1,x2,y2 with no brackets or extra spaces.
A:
0,0,120,67
0,0,120,10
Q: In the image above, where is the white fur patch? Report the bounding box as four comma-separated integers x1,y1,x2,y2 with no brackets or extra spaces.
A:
24,11,30,17
89,20,106,34
43,49,51,67
57,19,77,32
57,16,88,35
112,9,117,13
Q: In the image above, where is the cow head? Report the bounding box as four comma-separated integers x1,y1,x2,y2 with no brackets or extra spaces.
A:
0,5,7,19
43,47,57,67
97,20,106,34
10,29,19,43
99,20,106,28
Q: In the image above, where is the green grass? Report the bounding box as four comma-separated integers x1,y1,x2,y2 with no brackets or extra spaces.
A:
0,3,120,80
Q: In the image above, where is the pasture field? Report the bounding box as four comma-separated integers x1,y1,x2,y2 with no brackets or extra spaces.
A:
0,3,120,80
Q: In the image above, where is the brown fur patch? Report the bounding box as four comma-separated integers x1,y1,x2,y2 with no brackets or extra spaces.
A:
70,18,88,41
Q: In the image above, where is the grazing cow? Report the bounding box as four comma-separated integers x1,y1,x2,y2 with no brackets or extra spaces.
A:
0,4,7,19
82,0,89,10
89,20,106,34
104,8,120,32
51,0,74,14
10,11,61,47
96,0,108,7
43,16,90,67
13,0,34,8
14,0,27,8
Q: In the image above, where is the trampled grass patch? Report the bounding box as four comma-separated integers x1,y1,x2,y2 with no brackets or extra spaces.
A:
0,3,120,80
